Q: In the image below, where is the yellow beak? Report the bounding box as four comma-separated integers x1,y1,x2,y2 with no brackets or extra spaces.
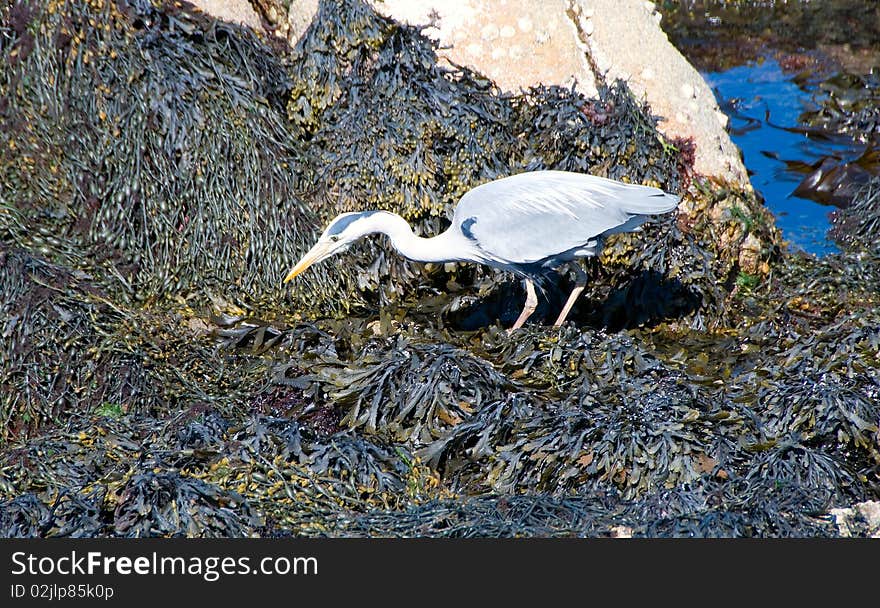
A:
283,241,333,283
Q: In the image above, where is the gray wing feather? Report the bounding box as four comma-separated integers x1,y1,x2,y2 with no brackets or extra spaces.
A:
452,171,679,265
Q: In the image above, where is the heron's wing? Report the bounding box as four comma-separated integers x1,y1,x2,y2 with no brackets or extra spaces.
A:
452,171,679,265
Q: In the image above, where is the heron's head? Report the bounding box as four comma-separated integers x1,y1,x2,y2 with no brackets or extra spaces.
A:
283,211,380,283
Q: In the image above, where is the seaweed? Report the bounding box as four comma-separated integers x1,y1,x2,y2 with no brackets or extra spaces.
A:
0,244,158,441
830,178,880,253
113,471,259,538
799,71,880,144
294,337,514,445
0,0,350,314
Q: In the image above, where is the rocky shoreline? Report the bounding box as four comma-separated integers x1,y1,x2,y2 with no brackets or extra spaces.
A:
1,0,877,537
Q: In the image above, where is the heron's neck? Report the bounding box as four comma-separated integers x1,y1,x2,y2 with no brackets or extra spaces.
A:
366,211,465,263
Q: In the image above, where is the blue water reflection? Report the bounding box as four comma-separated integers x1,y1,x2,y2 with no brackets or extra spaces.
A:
704,59,845,256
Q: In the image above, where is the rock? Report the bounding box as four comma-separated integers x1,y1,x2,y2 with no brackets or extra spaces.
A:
370,0,592,96
286,0,320,43
364,0,749,186
738,233,764,275
193,0,750,186
187,0,262,30
830,501,880,538
576,0,748,186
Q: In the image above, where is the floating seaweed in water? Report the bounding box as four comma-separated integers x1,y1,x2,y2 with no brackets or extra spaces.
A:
799,71,880,145
660,0,880,72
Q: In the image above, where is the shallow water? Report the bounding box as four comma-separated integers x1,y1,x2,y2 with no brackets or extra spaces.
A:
705,59,848,257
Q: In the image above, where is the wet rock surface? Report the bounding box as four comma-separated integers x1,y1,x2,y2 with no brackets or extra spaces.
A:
1,0,877,537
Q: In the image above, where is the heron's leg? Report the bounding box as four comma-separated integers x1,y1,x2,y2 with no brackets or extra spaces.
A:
553,264,588,327
508,278,538,333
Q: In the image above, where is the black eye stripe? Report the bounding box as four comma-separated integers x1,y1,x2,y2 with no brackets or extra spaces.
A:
326,211,378,236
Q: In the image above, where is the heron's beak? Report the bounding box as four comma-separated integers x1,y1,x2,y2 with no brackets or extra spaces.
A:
283,241,334,283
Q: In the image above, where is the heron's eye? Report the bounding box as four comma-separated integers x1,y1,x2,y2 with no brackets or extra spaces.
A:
329,235,340,243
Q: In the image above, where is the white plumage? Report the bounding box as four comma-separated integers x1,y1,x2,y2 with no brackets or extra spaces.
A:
451,171,679,269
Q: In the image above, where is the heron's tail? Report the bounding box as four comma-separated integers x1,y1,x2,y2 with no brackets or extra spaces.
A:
618,189,681,215
603,189,679,238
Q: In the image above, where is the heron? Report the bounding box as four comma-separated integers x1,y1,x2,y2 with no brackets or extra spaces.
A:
284,170,679,331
